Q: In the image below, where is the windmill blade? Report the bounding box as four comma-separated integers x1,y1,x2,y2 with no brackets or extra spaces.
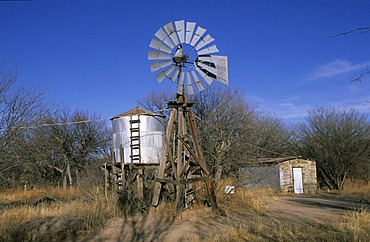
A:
197,56,214,62
175,20,185,44
185,22,196,44
164,21,180,46
198,55,229,84
197,62,218,79
194,34,215,51
186,72,194,95
149,20,228,92
154,28,175,49
195,66,213,85
149,38,172,54
148,50,172,60
190,71,205,92
150,60,172,72
155,65,176,83
190,26,207,47
169,68,180,82
197,45,219,55
176,71,184,94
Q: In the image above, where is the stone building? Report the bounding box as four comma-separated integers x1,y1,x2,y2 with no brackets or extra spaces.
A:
239,157,317,194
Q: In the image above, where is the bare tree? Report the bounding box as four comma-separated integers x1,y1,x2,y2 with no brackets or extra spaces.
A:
136,89,173,116
138,87,290,183
32,110,111,189
192,87,290,181
331,26,370,83
191,87,256,182
0,62,49,187
291,107,370,190
247,113,291,157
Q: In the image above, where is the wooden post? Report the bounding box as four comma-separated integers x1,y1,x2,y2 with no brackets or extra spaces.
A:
137,168,144,200
120,144,125,190
104,163,108,199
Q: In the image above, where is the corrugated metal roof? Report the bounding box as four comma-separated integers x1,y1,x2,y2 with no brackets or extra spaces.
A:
110,107,162,120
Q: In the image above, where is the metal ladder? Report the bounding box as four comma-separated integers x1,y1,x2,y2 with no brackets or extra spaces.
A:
129,115,141,163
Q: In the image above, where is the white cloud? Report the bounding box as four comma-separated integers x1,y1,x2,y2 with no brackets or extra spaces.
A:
249,95,313,123
328,95,370,114
264,95,370,123
304,59,369,82
247,80,370,124
271,101,318,122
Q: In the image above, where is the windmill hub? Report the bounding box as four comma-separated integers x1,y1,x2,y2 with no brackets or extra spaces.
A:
172,45,187,64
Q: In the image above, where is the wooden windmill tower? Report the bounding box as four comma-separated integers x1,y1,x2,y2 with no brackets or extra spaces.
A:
148,20,229,215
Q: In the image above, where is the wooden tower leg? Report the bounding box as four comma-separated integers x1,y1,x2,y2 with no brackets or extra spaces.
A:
187,109,219,212
152,95,219,215
152,108,177,206
175,104,185,214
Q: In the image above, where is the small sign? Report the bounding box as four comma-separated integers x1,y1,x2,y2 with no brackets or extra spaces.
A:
224,186,236,194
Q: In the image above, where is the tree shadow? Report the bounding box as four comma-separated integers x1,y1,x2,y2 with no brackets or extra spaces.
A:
81,205,230,242
80,207,175,242
283,194,370,212
10,216,85,242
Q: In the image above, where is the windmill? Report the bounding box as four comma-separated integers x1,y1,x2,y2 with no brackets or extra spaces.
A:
148,20,228,214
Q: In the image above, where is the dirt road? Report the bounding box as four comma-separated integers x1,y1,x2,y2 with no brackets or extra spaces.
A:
266,193,369,224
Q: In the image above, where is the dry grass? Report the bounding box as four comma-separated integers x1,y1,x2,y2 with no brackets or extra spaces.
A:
202,209,370,242
336,208,370,241
200,178,370,242
340,179,370,202
216,178,277,212
0,187,122,241
0,187,80,203
1,179,370,241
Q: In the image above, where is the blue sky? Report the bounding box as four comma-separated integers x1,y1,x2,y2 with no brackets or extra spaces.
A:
1,0,370,124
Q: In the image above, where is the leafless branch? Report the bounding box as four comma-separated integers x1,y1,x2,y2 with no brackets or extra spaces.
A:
351,66,370,84
330,26,370,37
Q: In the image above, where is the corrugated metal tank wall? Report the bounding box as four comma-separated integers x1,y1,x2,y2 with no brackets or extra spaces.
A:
111,111,165,164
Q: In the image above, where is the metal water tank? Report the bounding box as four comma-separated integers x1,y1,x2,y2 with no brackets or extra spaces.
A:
111,107,165,164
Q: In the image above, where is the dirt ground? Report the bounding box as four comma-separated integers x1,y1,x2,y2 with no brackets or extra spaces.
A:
79,194,370,242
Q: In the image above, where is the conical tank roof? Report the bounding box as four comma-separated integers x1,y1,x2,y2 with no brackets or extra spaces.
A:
110,107,161,120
